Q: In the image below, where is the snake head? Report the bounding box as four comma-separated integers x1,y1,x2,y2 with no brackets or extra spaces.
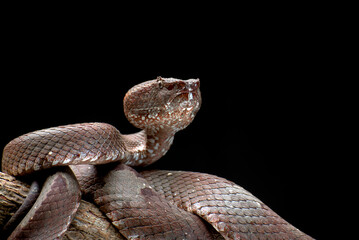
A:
124,77,201,132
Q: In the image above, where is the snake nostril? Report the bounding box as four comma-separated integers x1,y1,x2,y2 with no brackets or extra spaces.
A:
186,79,200,92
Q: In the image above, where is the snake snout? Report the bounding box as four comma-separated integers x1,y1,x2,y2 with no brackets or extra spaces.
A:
184,79,200,101
185,78,200,92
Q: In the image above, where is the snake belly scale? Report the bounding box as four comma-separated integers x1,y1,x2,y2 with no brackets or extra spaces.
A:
1,77,314,239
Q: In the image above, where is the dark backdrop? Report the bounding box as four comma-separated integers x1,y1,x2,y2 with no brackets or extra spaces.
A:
1,19,344,239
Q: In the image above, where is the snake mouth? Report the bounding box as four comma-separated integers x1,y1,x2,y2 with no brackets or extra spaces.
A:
176,79,200,100
175,80,201,111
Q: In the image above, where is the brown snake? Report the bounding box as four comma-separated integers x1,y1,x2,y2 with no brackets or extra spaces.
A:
1,77,314,239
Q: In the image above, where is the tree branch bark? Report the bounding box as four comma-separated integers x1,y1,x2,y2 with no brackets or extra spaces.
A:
0,171,124,240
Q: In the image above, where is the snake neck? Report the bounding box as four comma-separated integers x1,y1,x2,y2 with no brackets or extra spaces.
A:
121,127,175,166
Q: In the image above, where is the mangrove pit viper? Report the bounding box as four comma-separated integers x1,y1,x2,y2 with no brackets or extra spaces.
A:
1,77,314,239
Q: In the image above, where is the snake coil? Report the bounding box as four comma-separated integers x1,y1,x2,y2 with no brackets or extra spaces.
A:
1,77,313,239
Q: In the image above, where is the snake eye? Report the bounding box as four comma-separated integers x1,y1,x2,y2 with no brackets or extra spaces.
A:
157,76,164,89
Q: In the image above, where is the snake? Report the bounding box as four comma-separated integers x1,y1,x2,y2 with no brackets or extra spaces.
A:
1,77,314,239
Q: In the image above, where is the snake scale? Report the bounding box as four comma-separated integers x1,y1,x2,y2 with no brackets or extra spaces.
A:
1,77,314,239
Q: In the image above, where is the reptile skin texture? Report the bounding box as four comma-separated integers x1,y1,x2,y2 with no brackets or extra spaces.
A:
8,171,81,239
141,170,312,240
1,78,314,239
2,123,129,176
94,164,222,239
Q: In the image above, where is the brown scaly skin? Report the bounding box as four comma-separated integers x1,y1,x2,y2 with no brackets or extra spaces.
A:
1,77,201,175
1,77,314,239
123,77,201,165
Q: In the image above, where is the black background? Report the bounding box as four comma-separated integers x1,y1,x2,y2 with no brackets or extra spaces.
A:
1,9,351,240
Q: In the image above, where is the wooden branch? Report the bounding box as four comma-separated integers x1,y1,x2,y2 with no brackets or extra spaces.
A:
0,171,124,239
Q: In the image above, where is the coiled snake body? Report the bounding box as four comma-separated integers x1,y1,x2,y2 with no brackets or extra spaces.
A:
1,78,314,239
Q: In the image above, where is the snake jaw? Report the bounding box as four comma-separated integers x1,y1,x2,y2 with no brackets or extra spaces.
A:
181,79,201,107
163,78,201,132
